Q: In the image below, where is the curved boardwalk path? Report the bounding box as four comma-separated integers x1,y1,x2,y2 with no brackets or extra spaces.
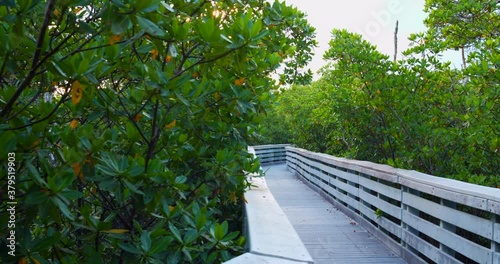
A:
264,164,407,264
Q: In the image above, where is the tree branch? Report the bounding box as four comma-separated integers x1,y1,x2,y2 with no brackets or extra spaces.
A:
1,0,57,119
6,92,69,131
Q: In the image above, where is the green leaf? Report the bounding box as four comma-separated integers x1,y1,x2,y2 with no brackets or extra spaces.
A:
123,180,145,196
183,229,198,244
33,233,61,252
60,190,83,200
134,0,159,12
24,191,48,205
111,14,132,35
150,236,173,254
96,221,112,232
110,0,127,8
133,220,144,233
141,231,152,252
79,137,92,150
0,0,16,7
253,30,268,40
119,243,141,255
96,164,118,176
128,164,144,177
174,91,190,106
182,247,193,262
53,173,75,192
126,122,139,141
215,149,225,163
178,134,188,143
27,163,48,187
250,19,262,38
221,34,233,44
221,231,239,242
0,131,16,160
198,18,215,42
77,21,97,34
174,175,186,184
50,196,75,220
212,222,227,241
169,222,183,243
136,16,164,37
196,214,206,230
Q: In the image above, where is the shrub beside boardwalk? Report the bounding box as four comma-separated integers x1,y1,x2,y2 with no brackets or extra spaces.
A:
0,1,315,263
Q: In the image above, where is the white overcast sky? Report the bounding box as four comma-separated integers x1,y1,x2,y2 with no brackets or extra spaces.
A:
282,0,462,78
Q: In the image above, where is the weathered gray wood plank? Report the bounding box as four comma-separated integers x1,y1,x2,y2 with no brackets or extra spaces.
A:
264,164,407,264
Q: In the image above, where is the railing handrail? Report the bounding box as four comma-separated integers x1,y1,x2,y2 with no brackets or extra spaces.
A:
289,146,500,211
250,144,500,264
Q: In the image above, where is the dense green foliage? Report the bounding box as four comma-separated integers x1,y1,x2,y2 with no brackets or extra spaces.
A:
259,0,499,186
0,0,315,263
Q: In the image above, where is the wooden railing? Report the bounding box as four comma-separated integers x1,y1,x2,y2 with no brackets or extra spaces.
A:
252,144,290,165
253,145,500,264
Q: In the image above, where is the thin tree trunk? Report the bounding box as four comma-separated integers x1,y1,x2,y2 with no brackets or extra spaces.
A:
393,20,399,62
461,46,467,69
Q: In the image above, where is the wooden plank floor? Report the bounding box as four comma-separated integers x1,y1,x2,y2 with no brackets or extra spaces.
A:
264,164,407,264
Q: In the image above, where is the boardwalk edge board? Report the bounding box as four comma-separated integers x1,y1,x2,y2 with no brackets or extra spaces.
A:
224,146,313,264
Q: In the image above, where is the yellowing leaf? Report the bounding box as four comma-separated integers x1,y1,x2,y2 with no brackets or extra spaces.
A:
32,138,40,148
53,9,60,17
214,92,220,100
166,55,172,62
165,119,176,129
169,205,175,211
70,119,79,129
229,192,237,204
71,80,84,105
234,78,245,86
241,194,248,204
150,49,159,60
134,114,143,122
18,257,28,264
104,229,129,234
72,163,83,181
109,34,122,45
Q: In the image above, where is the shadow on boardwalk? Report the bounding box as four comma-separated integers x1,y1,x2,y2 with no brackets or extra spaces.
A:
264,164,407,264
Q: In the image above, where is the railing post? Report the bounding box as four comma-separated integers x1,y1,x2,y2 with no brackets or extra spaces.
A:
401,185,419,256
492,213,500,263
440,199,456,257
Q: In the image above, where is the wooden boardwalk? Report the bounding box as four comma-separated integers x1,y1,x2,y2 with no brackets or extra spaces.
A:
264,164,407,264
